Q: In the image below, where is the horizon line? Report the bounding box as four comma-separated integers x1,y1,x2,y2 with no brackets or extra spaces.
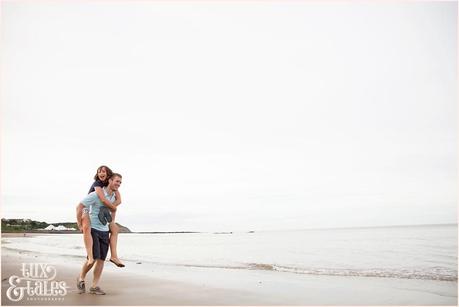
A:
128,222,458,234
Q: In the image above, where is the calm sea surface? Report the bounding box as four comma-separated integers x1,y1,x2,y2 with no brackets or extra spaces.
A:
2,224,457,282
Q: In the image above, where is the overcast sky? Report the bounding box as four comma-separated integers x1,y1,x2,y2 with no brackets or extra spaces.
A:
1,1,457,232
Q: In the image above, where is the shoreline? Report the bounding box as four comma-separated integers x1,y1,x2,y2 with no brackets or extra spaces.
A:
1,246,457,306
1,248,265,306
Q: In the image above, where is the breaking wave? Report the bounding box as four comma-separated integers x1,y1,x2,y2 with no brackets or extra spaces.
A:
150,261,458,282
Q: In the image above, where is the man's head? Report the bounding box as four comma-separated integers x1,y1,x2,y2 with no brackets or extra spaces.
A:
108,173,122,191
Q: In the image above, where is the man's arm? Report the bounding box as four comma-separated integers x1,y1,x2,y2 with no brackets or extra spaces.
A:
94,187,117,211
113,190,122,207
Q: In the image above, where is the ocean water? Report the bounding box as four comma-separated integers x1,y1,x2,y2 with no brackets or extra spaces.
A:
2,224,457,282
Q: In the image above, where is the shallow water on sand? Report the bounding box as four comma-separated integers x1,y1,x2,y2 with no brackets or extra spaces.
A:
2,224,457,283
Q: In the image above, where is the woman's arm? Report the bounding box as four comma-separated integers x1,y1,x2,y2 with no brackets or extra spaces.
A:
113,190,122,207
95,187,117,211
76,203,84,230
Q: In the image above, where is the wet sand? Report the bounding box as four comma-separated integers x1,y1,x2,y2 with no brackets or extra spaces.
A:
1,247,265,306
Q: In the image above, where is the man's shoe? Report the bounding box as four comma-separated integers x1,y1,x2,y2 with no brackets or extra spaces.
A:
76,277,85,294
89,286,106,295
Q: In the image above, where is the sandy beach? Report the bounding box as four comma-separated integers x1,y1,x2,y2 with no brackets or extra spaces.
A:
1,233,457,306
1,247,265,306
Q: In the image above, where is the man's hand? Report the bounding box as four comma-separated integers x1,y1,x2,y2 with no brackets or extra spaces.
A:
77,223,83,232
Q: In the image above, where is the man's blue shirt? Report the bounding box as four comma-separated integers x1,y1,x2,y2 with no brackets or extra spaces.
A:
81,188,116,232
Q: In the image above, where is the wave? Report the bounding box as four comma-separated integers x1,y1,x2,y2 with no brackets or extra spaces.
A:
132,260,458,282
268,264,458,282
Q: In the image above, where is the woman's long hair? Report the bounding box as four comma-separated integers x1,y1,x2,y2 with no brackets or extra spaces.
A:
93,165,113,185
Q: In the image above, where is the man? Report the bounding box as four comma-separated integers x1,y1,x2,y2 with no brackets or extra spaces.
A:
76,173,122,295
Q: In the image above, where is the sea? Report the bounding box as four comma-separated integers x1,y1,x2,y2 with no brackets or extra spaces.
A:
2,224,457,283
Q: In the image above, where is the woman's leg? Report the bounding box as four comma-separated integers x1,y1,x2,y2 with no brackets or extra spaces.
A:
82,213,94,265
109,211,124,266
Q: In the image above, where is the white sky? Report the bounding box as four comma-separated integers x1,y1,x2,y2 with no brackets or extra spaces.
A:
1,1,457,232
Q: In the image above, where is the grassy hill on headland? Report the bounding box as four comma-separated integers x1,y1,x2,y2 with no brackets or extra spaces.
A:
1,218,131,233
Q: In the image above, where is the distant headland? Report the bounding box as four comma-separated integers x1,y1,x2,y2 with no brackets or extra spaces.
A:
1,218,259,234
1,218,131,233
